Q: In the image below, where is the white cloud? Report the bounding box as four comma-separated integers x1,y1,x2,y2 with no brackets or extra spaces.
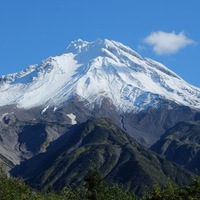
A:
144,31,195,55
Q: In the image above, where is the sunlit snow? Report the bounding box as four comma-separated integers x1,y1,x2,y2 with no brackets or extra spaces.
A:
67,113,77,125
0,39,200,112
41,105,50,115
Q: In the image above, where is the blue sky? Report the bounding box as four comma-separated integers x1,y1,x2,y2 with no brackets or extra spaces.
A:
0,0,199,87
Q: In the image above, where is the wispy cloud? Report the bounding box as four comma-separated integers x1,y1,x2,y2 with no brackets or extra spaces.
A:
143,31,195,55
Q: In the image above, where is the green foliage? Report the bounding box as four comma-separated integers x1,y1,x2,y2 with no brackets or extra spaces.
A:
0,171,81,200
0,169,137,200
84,168,138,200
185,179,200,200
142,178,200,200
2,167,200,200
0,173,32,200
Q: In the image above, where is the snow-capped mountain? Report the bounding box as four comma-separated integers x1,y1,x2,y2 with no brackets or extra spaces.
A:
0,38,200,112
1,39,200,191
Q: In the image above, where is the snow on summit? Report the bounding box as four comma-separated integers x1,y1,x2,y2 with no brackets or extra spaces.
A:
0,39,200,111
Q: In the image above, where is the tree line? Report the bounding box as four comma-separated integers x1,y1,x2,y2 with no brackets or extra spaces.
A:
1,168,200,200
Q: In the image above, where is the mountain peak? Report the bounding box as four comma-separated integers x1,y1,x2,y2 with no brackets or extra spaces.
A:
66,38,142,61
66,38,114,55
66,39,89,54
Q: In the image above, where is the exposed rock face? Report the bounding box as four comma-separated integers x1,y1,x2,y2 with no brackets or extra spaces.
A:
0,106,71,166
